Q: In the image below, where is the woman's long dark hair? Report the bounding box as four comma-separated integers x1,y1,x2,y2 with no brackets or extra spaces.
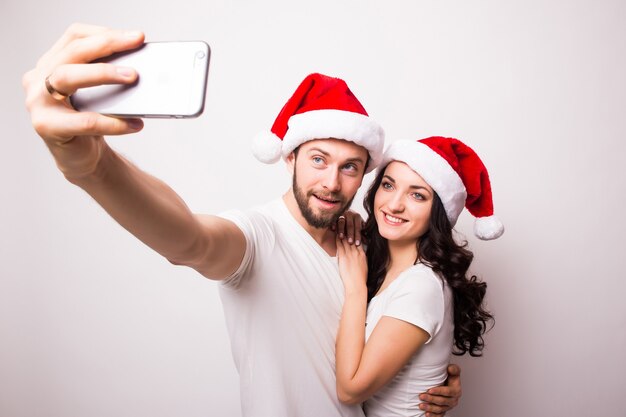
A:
362,165,494,357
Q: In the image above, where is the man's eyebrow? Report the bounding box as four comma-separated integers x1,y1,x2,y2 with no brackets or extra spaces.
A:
344,156,366,166
307,147,330,156
307,148,366,165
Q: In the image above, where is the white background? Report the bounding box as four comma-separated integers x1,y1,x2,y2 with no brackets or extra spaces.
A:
2,1,625,416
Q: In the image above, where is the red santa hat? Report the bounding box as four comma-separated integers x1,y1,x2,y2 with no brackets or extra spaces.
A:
380,137,504,240
252,73,384,173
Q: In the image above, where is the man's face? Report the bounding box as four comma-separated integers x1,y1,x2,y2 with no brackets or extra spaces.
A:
289,139,369,229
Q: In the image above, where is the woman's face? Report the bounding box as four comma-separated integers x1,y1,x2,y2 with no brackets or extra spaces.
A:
374,161,434,245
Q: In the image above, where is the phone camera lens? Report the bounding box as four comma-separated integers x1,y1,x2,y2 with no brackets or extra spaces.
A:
195,51,206,59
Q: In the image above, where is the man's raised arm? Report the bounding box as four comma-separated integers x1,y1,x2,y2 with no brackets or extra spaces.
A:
23,23,245,280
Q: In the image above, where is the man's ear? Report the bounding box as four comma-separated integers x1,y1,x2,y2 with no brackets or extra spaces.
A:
286,152,296,174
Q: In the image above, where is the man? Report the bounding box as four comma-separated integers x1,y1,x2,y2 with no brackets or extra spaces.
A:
23,24,461,417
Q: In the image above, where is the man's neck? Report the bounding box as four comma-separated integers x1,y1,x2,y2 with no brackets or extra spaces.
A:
283,190,337,256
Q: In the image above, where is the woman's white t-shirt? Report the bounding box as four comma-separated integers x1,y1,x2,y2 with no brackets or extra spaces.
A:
364,263,454,417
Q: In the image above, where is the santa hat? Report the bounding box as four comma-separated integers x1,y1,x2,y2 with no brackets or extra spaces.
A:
380,137,504,240
252,73,384,173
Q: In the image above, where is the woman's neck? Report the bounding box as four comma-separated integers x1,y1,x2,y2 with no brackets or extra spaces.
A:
373,240,419,296
387,240,419,273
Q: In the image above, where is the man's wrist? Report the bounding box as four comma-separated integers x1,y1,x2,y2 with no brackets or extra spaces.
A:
57,137,111,184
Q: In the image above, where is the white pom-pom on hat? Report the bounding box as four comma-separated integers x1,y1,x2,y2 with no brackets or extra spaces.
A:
252,131,282,164
474,215,505,241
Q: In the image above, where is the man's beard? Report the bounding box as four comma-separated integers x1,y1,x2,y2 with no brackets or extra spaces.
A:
292,170,354,229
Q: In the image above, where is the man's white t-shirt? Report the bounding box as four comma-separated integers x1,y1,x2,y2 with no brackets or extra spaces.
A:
363,263,454,417
218,199,364,417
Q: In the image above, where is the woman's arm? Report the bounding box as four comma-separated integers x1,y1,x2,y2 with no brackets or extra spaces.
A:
335,237,430,405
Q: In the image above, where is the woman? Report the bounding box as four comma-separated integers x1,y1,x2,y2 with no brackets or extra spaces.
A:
335,137,503,416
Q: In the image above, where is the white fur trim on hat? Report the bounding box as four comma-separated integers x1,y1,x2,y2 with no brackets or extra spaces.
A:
281,109,385,173
474,215,504,240
252,131,283,164
381,140,467,225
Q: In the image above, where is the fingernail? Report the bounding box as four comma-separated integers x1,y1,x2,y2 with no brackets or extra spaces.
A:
355,240,360,246
116,67,135,78
339,233,344,239
127,119,143,129
348,238,353,243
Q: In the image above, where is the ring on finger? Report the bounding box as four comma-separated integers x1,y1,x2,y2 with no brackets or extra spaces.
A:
45,75,70,101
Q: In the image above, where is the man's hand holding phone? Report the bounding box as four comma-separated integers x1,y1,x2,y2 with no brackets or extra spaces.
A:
23,24,210,182
24,24,147,141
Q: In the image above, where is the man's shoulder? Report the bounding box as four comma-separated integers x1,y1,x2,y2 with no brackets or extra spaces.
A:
219,198,280,221
217,198,290,240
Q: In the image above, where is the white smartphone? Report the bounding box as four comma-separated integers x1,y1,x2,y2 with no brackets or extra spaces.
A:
70,41,210,118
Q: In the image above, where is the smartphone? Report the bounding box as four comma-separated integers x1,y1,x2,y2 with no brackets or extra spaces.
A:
70,41,210,118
